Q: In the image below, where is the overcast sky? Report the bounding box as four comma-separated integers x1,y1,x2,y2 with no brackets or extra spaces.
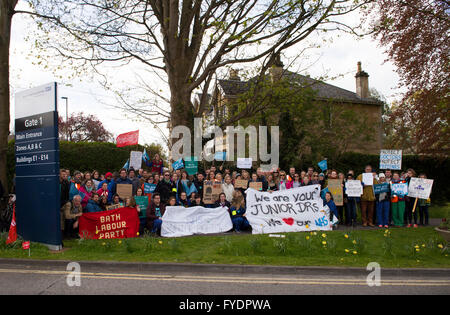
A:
9,1,403,154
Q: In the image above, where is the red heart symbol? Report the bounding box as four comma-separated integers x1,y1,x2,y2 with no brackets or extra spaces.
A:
282,218,294,226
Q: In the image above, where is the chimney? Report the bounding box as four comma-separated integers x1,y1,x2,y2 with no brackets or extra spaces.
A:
269,54,284,83
355,61,369,98
229,68,240,81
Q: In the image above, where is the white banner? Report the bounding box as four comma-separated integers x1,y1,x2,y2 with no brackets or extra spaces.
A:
345,180,363,197
161,206,233,237
245,185,332,234
380,149,402,170
408,177,433,199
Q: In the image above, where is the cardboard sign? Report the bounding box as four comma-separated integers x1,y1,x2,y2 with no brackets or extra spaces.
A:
234,179,248,189
106,204,123,211
203,181,223,204
407,177,433,199
249,181,263,191
116,184,132,199
345,180,363,197
130,151,143,170
237,157,252,169
380,149,402,170
327,179,343,206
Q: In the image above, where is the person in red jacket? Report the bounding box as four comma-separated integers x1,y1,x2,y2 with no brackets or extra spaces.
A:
146,154,164,175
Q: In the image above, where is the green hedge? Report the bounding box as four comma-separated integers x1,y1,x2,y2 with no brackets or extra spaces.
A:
7,142,449,203
7,140,165,185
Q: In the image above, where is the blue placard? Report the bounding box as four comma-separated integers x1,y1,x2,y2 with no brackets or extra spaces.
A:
391,183,408,197
144,183,157,194
214,151,226,161
318,159,327,171
374,183,390,194
172,158,184,170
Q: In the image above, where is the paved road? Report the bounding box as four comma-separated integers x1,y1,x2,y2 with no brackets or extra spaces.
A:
0,259,449,295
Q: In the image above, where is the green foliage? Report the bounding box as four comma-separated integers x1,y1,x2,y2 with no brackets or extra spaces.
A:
6,140,166,187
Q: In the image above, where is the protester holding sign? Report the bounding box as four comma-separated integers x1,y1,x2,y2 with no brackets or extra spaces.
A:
404,168,417,228
375,173,390,228
344,173,359,227
390,172,407,227
417,174,431,226
146,153,164,174
356,165,378,227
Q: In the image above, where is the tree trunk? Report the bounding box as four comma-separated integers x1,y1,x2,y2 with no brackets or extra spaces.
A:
0,0,17,196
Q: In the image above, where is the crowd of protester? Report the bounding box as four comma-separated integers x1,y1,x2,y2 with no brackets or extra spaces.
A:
0,154,431,239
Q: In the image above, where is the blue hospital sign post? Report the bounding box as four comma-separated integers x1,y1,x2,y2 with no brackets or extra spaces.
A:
15,83,62,250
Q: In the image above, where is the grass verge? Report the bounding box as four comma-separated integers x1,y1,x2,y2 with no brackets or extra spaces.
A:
0,227,448,268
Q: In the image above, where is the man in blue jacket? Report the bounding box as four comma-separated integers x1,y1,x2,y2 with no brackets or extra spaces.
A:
85,193,103,213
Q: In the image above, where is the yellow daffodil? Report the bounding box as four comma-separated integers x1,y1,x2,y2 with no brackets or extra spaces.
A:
345,249,349,253
136,232,140,236
352,240,357,244
414,245,419,249
306,236,310,240
158,240,163,245
416,248,420,252
102,242,106,246
321,233,327,238
118,240,122,245
438,244,444,249
322,241,327,245
353,251,357,255
313,232,317,236
344,234,349,239
421,244,425,248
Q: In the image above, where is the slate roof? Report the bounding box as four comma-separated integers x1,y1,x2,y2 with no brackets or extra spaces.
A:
218,70,382,106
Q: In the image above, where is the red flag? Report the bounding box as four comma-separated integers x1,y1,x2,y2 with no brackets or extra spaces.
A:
116,130,139,147
6,204,17,245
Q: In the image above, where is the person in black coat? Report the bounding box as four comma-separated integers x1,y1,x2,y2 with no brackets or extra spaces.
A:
155,171,176,204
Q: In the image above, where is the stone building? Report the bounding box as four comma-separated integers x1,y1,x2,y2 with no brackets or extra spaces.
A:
205,61,383,155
